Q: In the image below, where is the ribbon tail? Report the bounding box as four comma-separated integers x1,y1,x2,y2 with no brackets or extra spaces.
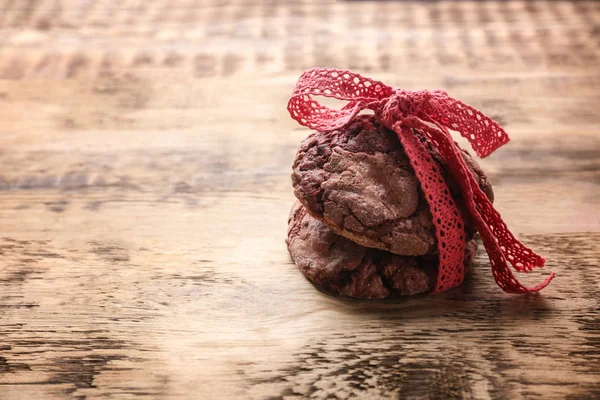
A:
406,117,555,293
392,121,467,293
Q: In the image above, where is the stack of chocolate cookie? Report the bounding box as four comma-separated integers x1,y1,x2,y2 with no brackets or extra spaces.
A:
286,116,495,299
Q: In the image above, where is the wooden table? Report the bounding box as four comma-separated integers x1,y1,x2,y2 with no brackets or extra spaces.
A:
0,1,599,399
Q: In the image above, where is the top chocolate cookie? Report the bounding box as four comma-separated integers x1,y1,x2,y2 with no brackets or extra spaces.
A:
291,115,494,256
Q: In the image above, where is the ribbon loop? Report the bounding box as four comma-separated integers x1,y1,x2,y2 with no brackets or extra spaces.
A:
419,92,511,158
287,68,393,132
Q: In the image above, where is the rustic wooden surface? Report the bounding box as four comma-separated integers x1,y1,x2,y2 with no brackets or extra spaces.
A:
0,0,599,399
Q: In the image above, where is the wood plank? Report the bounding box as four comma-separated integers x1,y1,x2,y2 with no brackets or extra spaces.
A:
0,1,599,399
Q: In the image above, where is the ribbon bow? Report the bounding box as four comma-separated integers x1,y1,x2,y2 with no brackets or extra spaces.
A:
288,68,555,294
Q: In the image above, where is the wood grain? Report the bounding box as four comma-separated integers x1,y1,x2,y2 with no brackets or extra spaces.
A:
0,1,599,399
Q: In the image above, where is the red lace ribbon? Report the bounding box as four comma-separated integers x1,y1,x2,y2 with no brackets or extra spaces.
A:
287,68,555,294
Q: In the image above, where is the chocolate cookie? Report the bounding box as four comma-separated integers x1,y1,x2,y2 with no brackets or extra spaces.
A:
287,202,478,299
292,115,493,256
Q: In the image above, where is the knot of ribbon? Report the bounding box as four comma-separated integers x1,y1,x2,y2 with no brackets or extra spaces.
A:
287,68,555,294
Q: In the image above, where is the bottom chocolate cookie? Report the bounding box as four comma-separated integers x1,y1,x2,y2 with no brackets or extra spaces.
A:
286,202,477,299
